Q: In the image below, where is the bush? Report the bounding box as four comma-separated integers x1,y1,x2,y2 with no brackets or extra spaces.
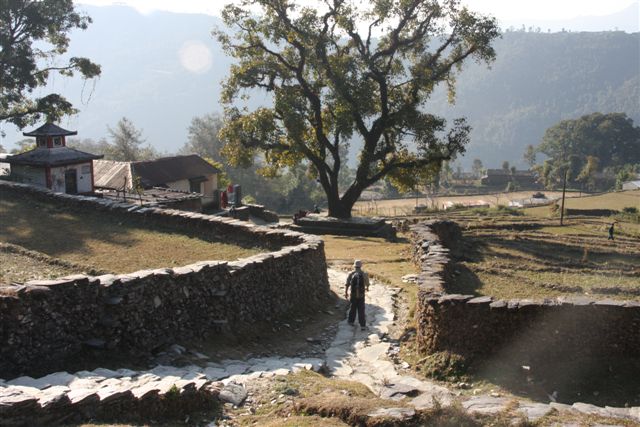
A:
242,195,257,204
618,206,640,223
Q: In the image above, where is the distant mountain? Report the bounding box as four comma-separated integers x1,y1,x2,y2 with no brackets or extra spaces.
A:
430,30,640,168
1,5,638,171
500,3,639,33
1,5,231,153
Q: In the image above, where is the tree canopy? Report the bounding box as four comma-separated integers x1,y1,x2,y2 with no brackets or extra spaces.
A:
181,113,225,160
0,0,101,129
106,117,157,161
535,112,640,188
216,0,499,218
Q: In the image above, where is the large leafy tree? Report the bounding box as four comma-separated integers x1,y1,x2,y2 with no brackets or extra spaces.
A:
536,112,640,187
216,0,499,218
0,0,101,129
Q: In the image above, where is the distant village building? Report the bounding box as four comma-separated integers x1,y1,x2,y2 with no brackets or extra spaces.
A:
93,155,220,207
5,123,102,194
481,169,539,188
622,179,640,190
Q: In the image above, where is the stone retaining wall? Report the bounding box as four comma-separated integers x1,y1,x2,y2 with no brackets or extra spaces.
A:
0,182,329,378
411,220,640,364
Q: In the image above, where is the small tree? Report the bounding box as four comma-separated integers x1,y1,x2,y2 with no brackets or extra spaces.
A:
67,137,111,155
576,155,599,191
216,0,499,218
502,161,510,171
181,113,225,160
106,117,156,161
523,144,537,168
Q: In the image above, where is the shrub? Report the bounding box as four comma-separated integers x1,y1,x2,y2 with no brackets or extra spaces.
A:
617,206,640,223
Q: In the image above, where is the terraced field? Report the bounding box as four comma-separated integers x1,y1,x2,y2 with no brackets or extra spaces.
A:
0,191,265,282
444,212,640,301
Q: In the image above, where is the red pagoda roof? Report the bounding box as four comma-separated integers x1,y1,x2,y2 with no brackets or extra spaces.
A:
23,123,78,137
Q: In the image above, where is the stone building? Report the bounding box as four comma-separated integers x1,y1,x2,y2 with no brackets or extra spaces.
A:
5,123,103,194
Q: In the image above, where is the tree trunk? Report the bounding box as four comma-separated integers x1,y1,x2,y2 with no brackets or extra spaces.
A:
327,192,353,219
326,182,365,219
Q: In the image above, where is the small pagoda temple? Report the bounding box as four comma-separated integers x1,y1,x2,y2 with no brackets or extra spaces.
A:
6,123,103,194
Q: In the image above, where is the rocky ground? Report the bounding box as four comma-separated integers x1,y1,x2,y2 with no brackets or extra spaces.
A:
2,268,639,426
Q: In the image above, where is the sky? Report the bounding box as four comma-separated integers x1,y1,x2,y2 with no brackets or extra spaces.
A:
78,0,639,28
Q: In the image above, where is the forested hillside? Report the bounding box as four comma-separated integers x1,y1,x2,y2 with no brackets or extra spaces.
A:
1,5,637,170
430,30,639,168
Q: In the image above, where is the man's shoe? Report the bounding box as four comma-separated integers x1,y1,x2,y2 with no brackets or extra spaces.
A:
348,322,354,326
360,326,367,331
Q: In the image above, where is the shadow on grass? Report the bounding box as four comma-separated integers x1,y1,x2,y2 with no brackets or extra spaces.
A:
0,191,269,263
0,194,139,259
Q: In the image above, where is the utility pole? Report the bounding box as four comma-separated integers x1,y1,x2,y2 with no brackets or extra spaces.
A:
560,169,568,226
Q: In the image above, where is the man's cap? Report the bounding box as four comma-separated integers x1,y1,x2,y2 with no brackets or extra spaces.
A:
354,260,362,268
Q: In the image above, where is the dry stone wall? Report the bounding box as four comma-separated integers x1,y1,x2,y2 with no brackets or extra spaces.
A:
0,367,222,427
0,181,329,379
411,220,640,364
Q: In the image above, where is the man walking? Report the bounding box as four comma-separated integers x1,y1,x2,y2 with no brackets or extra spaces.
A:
345,260,370,331
608,223,615,240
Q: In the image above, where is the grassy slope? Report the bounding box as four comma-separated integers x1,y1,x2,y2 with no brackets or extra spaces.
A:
0,193,264,277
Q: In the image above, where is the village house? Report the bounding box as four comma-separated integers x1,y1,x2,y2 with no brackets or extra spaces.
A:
622,178,640,190
481,169,539,188
93,155,220,207
5,123,103,194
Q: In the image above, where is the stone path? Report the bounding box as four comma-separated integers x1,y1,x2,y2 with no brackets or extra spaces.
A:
1,268,639,425
323,269,640,424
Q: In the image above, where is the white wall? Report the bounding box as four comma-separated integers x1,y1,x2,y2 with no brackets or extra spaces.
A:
166,174,217,205
50,163,93,194
11,165,46,187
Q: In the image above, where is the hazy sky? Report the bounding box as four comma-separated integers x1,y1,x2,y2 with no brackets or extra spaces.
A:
78,0,638,26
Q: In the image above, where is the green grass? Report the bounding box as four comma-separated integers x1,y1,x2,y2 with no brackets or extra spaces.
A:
0,192,265,278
